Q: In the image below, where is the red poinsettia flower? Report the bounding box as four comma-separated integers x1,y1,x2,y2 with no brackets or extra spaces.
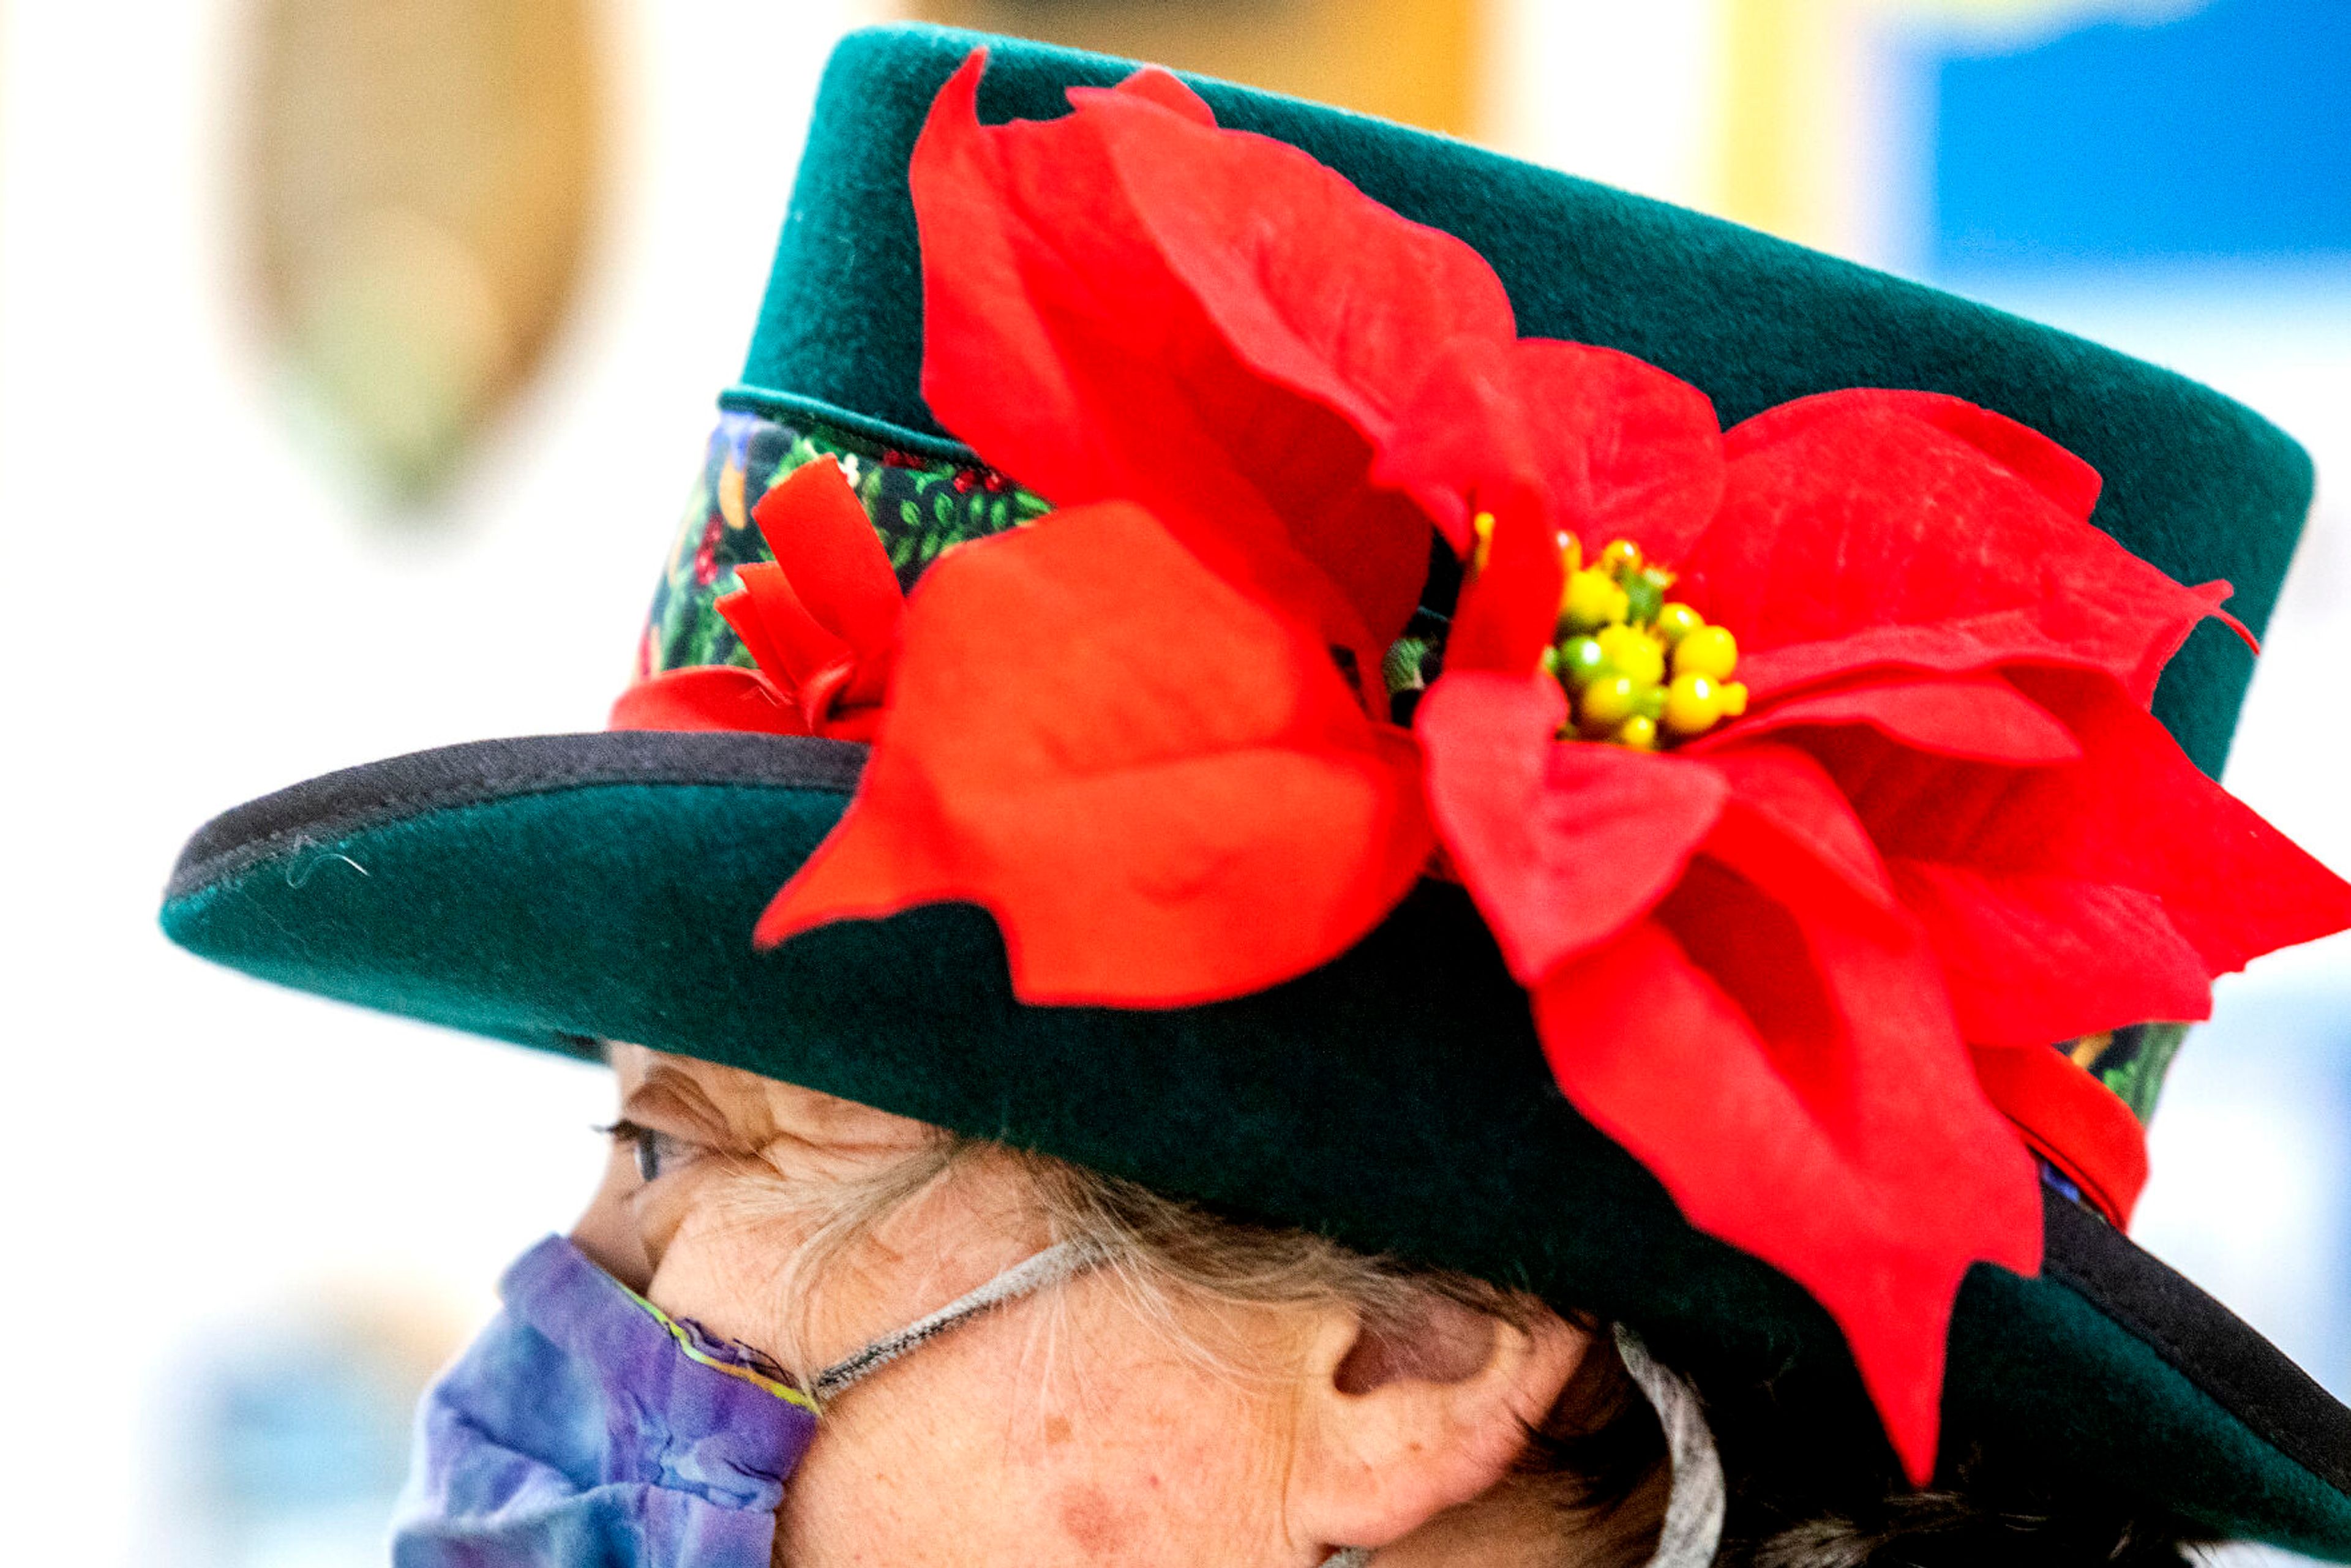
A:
749,52,2351,1484
1381,336,2351,1477
610,457,903,740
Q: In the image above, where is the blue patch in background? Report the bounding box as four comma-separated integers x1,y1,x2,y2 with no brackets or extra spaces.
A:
1932,0,2351,272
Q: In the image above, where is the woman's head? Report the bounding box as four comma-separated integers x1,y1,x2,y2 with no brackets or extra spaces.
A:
566,1046,2205,1568
572,1044,1657,1567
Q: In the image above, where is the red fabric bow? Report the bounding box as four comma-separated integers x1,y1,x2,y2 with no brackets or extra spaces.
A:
746,53,2351,1482
610,457,903,740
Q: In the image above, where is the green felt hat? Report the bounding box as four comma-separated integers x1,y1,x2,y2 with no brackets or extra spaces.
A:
163,23,2351,1558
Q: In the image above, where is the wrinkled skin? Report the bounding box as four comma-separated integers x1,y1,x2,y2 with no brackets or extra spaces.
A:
571,1046,1600,1568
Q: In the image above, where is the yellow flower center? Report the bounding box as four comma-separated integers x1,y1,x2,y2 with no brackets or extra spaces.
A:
1537,536,1745,750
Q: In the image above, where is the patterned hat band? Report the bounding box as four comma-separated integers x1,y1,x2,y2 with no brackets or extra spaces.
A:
622,397,2188,1222
633,400,1458,707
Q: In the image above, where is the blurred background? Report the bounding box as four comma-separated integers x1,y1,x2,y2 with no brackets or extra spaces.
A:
0,1,2342,1563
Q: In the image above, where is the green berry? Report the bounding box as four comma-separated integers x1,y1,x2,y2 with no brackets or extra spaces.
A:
1622,572,1663,626
1556,636,1607,688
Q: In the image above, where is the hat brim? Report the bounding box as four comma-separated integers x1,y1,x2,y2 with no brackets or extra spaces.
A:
162,728,2351,1558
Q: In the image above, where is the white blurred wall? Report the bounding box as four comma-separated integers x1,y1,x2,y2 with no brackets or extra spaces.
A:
1485,0,1724,209
0,2,882,1560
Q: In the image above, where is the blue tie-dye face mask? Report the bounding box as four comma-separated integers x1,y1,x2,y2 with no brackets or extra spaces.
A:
391,1233,1095,1568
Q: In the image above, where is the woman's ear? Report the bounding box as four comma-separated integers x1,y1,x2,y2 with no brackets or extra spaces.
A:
1284,1294,1592,1553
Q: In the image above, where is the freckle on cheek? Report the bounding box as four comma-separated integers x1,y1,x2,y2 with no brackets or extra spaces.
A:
1056,1482,1127,1560
1043,1416,1073,1447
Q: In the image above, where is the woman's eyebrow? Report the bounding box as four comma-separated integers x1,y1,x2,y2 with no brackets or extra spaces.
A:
624,1063,756,1150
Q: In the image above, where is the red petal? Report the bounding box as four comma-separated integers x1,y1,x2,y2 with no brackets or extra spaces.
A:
721,565,855,719
1738,598,2244,703
1714,670,2082,765
1090,91,1516,467
1376,336,1724,562
910,50,1503,650
1097,65,1214,126
749,456,904,702
1417,670,1726,984
1680,786,2044,1479
1537,887,2039,1484
757,502,1431,1005
1737,612,2122,699
1728,390,2102,522
1891,860,2211,1048
1684,391,2235,704
2192,577,2260,654
1818,669,2351,979
606,666,806,736
1969,1043,2150,1228
1447,499,1567,675
1700,743,1897,913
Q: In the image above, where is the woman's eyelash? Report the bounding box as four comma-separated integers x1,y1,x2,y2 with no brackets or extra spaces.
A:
596,1118,694,1183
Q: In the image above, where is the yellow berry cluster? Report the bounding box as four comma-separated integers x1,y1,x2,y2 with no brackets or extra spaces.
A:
1535,534,1745,749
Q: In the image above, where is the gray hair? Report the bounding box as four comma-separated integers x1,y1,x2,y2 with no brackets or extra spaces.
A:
718,1128,1674,1567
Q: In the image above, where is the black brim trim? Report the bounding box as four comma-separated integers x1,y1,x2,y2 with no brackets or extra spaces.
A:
2046,1189,2351,1492
167,731,866,904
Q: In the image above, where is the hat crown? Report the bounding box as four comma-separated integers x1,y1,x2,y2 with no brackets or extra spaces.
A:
733,23,2308,781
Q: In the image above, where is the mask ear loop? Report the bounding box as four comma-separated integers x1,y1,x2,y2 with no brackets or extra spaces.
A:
809,1239,1105,1403
1320,1324,1724,1568
1612,1324,1726,1568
